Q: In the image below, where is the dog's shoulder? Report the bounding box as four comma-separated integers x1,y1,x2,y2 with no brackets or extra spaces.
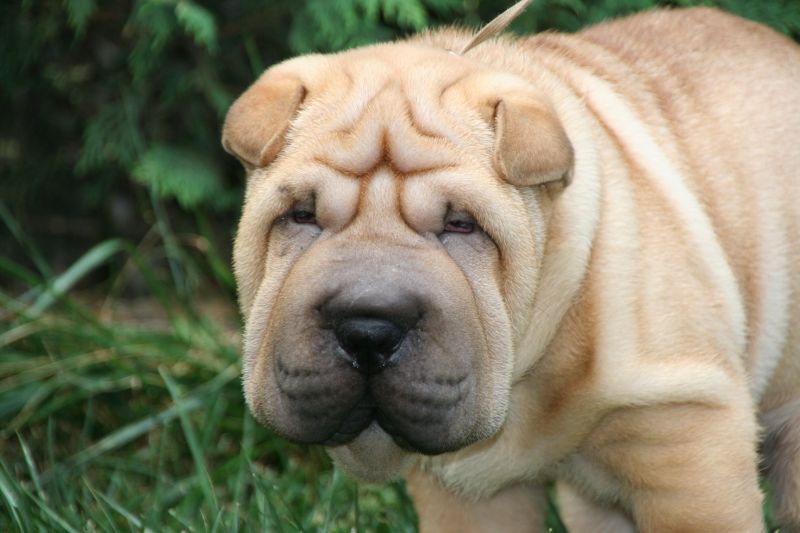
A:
576,7,800,69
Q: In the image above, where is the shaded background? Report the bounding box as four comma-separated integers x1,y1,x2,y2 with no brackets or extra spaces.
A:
2,1,799,531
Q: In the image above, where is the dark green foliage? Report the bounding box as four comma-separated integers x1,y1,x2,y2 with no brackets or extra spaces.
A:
132,144,233,210
1,0,796,531
1,0,798,254
289,0,461,52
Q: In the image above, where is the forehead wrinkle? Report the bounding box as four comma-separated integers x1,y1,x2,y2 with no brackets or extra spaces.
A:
311,158,458,180
333,78,394,137
402,69,472,148
310,62,476,177
386,99,461,173
316,90,386,175
311,156,363,179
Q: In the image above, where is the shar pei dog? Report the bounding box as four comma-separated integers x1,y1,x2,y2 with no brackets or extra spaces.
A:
222,2,800,531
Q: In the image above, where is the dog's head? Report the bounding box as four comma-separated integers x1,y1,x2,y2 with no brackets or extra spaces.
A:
224,42,573,481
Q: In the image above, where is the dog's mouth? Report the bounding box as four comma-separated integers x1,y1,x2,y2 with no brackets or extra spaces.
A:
271,348,476,456
321,391,378,447
318,373,474,455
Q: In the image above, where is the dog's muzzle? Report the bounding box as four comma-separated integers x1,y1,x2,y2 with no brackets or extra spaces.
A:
265,272,482,456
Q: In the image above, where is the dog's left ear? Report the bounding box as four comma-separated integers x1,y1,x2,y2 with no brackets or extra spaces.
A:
222,72,306,170
492,95,574,188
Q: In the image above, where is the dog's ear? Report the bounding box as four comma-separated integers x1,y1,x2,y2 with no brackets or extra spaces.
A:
491,95,574,188
222,73,306,170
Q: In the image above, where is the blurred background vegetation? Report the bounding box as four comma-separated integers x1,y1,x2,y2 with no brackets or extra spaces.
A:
1,0,798,531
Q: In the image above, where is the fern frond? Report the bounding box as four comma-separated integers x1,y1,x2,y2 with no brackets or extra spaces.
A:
77,106,139,174
131,144,226,209
64,0,96,35
175,0,218,53
381,0,428,31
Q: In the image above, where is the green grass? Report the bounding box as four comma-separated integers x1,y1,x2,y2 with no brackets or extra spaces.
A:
0,286,420,532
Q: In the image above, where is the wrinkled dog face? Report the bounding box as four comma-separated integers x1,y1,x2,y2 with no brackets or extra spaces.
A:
224,44,573,480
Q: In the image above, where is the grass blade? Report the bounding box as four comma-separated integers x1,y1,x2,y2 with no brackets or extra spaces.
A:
0,460,26,531
160,367,221,518
17,434,44,500
250,467,287,533
0,200,51,278
353,483,360,533
0,255,41,289
85,479,148,531
322,467,342,533
233,410,254,508
27,239,126,318
19,486,80,533
0,322,46,350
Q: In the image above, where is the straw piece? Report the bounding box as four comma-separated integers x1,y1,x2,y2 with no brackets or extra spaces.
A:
458,0,535,55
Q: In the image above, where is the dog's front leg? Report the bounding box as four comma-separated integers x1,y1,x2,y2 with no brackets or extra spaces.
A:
406,469,546,532
556,480,634,533
585,399,764,532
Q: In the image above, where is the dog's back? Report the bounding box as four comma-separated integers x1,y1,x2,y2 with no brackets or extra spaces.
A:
541,8,800,526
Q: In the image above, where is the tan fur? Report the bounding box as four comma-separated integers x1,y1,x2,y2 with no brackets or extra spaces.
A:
224,7,800,531
556,481,634,532
408,470,546,532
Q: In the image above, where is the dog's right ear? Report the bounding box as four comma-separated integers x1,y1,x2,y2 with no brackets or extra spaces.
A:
222,73,306,170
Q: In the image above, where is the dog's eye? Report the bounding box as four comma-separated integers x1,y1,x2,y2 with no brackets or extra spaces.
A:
291,210,317,225
444,220,475,234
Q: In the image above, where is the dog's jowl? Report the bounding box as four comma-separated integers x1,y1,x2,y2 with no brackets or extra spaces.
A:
223,6,800,532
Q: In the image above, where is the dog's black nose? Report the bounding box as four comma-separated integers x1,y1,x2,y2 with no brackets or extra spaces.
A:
334,317,406,374
322,288,420,374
